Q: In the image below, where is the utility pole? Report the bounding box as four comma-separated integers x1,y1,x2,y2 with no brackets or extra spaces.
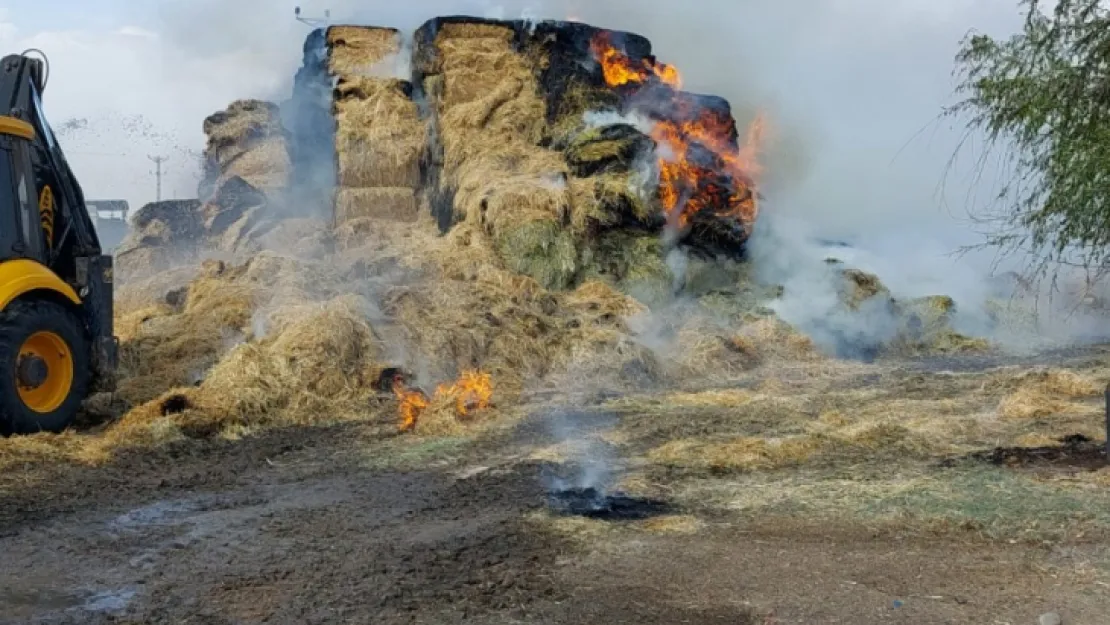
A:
294,6,331,28
148,155,167,202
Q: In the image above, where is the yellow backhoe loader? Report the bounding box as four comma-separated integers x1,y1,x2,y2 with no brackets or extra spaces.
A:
0,50,116,435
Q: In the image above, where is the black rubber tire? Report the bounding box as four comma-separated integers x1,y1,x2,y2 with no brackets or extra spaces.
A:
0,298,91,436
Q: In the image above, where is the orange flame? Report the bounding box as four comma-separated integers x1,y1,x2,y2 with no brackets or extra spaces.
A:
591,33,682,90
393,378,429,432
435,370,494,419
394,370,494,432
589,34,765,234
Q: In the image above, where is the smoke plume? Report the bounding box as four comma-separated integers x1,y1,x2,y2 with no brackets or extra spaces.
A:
19,0,1108,347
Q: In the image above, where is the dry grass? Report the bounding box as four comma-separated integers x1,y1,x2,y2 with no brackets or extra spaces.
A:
327,26,403,77
649,436,825,472
336,187,419,223
639,515,705,535
334,77,425,189
216,138,291,194
440,23,516,41
203,100,285,166
994,368,1104,421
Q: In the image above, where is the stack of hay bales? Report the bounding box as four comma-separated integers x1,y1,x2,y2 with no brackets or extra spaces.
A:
200,100,291,199
116,99,329,279
95,16,1003,449
199,99,297,253
327,26,425,233
413,18,580,289
114,200,204,281
287,18,760,292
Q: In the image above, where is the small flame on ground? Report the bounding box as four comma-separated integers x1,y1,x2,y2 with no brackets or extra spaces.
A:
589,33,766,234
393,377,429,432
435,369,495,419
393,370,494,432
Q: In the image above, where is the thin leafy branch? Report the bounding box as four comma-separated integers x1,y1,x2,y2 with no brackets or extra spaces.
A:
946,0,1110,285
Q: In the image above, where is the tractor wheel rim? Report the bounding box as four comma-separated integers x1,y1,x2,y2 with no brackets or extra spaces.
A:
15,331,73,414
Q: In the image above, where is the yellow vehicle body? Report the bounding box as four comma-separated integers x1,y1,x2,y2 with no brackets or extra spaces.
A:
0,259,81,310
0,52,117,435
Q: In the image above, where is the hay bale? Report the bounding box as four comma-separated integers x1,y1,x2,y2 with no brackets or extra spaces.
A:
495,218,580,290
569,172,655,234
548,86,623,148
565,123,654,177
218,138,291,194
334,77,425,189
121,200,204,248
582,232,672,298
421,19,553,242
889,296,993,355
439,78,548,162
336,187,420,223
838,268,891,310
201,100,290,200
327,25,403,77
413,18,518,76
203,100,285,166
203,177,267,239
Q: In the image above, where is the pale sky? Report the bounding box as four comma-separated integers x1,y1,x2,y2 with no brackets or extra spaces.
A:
0,0,1028,295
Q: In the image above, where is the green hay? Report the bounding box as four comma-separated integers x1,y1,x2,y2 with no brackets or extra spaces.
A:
580,232,673,303
547,83,623,148
890,296,993,355
495,219,581,290
569,172,653,234
564,124,654,177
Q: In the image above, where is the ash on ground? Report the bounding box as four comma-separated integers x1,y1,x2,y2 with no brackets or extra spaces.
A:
547,486,673,521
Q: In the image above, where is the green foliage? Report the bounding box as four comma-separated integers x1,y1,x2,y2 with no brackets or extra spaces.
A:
951,0,1110,271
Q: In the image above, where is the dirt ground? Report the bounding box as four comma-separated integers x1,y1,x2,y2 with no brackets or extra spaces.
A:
2,367,1109,625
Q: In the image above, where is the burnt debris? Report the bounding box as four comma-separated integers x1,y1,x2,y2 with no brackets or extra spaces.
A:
547,487,673,521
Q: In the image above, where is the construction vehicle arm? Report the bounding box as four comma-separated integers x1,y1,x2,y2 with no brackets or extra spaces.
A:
0,51,116,394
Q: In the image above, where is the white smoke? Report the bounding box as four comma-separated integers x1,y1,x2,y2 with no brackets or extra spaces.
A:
19,0,1104,347
541,409,619,494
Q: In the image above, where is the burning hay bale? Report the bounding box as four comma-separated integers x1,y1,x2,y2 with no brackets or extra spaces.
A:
91,16,1013,462
289,17,767,290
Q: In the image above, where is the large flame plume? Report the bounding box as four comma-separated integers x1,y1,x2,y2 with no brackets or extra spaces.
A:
393,370,494,432
590,33,766,235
